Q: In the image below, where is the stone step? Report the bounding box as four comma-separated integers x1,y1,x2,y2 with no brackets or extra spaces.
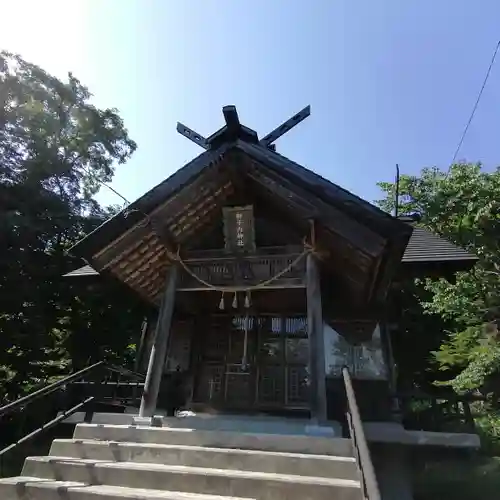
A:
0,477,250,500
22,457,362,500
62,413,342,437
50,439,358,480
73,424,354,457
160,415,342,437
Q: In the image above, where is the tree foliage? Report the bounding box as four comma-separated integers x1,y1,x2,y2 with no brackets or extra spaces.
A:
0,52,147,402
377,163,500,395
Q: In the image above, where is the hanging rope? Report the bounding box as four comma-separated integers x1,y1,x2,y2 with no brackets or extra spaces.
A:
242,312,249,370
164,242,313,293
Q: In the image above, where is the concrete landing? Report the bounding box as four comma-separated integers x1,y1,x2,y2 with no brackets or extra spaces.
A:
60,411,343,437
364,421,481,449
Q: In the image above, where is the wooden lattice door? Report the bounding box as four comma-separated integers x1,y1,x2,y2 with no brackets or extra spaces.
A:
193,314,309,411
193,315,257,409
193,316,229,405
256,316,309,409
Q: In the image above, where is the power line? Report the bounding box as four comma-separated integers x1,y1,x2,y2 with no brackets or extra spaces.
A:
80,165,131,206
451,40,500,166
98,180,131,206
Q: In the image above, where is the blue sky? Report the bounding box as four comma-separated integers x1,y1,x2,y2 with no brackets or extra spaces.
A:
2,1,500,208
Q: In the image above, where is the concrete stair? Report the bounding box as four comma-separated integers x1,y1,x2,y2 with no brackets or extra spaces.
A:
0,421,363,500
61,412,344,437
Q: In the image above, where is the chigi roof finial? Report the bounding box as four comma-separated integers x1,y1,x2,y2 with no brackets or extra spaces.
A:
176,105,311,151
259,105,310,147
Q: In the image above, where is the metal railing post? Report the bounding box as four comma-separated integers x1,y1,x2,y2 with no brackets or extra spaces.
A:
342,366,381,500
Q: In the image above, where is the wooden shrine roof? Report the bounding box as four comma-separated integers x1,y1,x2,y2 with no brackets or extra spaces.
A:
72,139,408,258
66,106,474,305
68,145,409,303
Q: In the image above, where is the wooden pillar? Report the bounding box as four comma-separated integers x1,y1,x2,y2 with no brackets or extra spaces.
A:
134,317,149,374
306,253,328,422
139,265,178,418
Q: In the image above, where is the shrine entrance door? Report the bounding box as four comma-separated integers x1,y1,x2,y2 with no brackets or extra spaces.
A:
192,314,309,412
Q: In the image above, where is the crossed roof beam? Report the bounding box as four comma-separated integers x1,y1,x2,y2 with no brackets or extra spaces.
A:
176,105,311,151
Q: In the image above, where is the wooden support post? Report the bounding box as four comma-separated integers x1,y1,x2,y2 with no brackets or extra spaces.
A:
306,252,328,422
134,317,149,374
139,265,178,418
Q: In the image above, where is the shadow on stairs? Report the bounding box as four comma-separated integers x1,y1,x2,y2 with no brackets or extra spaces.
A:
0,417,363,500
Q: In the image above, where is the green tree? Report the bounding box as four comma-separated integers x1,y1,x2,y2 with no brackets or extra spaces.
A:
0,52,146,401
377,163,500,395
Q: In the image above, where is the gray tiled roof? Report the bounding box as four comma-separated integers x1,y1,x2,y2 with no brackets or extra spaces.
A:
64,265,99,277
402,226,476,263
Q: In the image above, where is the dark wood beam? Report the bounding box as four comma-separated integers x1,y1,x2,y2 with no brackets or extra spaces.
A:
134,317,149,373
219,150,251,194
260,105,311,147
225,163,310,240
365,245,385,304
139,264,178,418
247,172,377,296
306,253,327,422
316,226,371,279
176,122,209,150
223,105,240,133
176,248,306,291
243,156,385,257
246,167,318,220
226,177,370,301
182,245,304,261
242,141,411,240
368,234,407,305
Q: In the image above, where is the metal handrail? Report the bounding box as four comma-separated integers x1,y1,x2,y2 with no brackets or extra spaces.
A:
0,361,105,418
0,396,95,457
342,366,381,500
106,364,145,380
0,361,146,474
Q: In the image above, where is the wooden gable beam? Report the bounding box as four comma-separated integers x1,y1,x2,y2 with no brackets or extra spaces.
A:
368,234,409,305
242,156,385,258
91,165,228,270
316,227,373,284
234,178,371,296
239,140,410,240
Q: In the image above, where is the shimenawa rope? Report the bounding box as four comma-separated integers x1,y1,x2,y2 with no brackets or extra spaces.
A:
164,243,313,293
